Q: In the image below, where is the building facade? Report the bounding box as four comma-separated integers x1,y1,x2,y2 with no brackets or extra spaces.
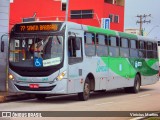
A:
0,0,10,91
10,0,125,31
125,28,140,35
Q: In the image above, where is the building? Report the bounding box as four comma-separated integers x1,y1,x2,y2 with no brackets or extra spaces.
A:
0,0,10,92
10,0,125,31
125,28,148,36
125,28,140,35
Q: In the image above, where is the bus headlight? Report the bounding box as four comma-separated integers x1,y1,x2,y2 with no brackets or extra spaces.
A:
57,71,66,81
8,73,14,80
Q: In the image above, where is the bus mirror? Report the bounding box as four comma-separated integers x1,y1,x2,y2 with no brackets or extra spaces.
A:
1,41,4,52
74,38,80,50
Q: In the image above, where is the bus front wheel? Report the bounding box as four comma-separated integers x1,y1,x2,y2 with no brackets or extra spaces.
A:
78,78,90,101
124,74,141,93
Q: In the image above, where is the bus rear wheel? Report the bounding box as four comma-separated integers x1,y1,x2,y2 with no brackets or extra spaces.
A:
124,74,141,93
35,94,46,100
78,78,90,101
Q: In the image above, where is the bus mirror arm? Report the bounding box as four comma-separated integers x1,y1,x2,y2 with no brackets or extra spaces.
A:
1,41,4,52
1,33,9,52
1,35,5,52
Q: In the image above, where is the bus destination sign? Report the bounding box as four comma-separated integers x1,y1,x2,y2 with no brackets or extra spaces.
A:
14,22,62,33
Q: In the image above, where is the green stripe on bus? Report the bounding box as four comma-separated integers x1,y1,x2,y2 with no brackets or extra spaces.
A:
101,57,158,78
118,32,138,40
87,26,117,36
146,59,158,67
128,58,158,76
101,57,136,78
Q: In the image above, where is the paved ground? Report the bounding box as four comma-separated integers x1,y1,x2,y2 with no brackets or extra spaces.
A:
0,81,160,120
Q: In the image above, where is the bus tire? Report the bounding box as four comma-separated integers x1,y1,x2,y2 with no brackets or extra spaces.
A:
78,77,90,101
124,74,140,93
35,94,46,100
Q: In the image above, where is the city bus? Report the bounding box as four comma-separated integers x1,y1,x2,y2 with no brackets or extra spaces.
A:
8,21,159,101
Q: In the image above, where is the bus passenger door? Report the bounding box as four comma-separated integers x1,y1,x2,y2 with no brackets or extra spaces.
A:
68,35,83,93
0,34,9,92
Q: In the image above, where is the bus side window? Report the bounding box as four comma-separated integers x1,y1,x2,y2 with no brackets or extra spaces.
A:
139,41,146,58
84,32,96,56
130,39,139,58
96,34,108,56
108,36,119,57
120,38,129,58
147,42,154,58
153,43,158,58
68,37,83,64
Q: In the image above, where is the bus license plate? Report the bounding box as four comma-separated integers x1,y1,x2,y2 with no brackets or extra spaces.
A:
29,84,39,88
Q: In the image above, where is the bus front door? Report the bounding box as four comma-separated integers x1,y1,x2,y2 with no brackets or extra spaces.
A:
68,35,83,93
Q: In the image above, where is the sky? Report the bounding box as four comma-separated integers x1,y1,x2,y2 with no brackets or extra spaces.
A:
125,0,160,39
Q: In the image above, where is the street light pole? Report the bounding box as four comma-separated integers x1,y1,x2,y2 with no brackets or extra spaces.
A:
65,0,69,21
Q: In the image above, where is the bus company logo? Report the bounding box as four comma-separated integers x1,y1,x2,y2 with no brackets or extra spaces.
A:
2,112,12,117
135,61,142,68
96,60,108,72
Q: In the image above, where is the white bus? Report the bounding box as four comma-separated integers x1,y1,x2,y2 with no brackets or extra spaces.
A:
8,21,159,101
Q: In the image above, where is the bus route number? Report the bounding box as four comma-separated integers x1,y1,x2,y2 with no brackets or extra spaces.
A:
20,24,58,32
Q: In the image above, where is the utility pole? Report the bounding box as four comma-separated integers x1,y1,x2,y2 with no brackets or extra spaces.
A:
136,14,151,36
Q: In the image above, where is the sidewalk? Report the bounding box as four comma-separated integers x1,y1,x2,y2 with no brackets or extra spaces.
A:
0,92,34,103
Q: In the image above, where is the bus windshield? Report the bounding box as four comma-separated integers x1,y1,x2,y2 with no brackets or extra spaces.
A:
9,33,63,68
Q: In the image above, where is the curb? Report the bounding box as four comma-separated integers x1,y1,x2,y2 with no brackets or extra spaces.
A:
0,93,35,103
0,96,6,103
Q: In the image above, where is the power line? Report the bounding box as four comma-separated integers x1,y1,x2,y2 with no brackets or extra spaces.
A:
0,25,8,27
136,14,151,36
0,12,9,14
0,6,9,7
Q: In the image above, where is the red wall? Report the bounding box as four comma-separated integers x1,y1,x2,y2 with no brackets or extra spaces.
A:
104,3,124,31
68,0,104,27
10,0,65,29
10,0,124,31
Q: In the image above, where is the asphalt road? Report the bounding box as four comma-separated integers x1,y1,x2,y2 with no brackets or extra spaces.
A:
0,81,160,120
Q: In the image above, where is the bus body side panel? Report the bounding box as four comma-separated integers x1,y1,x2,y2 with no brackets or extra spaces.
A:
141,59,159,85
84,26,135,90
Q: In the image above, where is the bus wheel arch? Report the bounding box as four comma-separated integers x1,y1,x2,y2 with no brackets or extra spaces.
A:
136,72,141,86
78,73,95,101
124,72,141,93
87,73,95,91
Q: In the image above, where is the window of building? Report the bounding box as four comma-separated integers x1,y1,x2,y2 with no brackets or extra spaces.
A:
108,36,119,57
114,15,119,23
61,3,66,11
71,10,93,19
104,0,114,4
109,14,114,22
84,32,96,56
96,34,108,56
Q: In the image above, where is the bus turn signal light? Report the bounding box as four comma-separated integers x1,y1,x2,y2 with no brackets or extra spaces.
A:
57,71,66,81
9,74,14,80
